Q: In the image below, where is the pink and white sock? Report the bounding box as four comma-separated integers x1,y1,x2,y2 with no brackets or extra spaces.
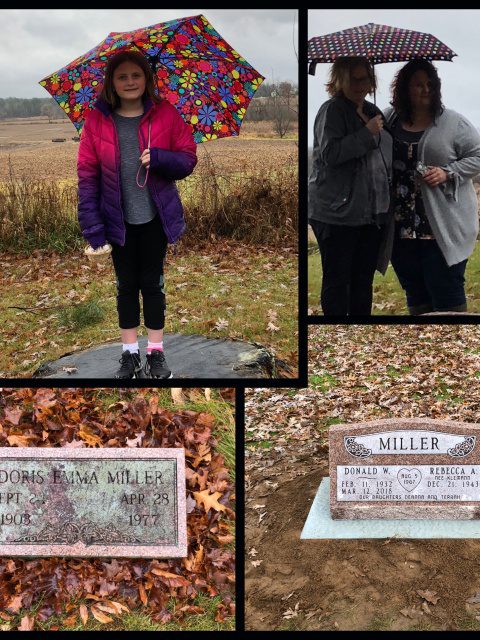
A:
123,342,139,354
146,341,163,354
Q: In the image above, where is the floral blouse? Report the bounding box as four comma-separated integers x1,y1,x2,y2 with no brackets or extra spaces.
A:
392,122,434,240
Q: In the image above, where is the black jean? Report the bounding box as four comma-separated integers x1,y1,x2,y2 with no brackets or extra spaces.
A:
310,220,382,316
391,239,467,313
111,215,168,330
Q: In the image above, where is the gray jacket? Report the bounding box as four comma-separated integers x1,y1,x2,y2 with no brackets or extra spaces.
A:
309,95,391,226
385,107,480,266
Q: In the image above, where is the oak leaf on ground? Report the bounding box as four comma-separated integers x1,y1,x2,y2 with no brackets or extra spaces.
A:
193,489,227,513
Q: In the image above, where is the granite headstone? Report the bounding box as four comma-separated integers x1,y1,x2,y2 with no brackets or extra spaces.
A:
330,418,480,520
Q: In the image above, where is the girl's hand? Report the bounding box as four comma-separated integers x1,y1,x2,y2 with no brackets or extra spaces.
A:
422,166,448,187
140,148,150,169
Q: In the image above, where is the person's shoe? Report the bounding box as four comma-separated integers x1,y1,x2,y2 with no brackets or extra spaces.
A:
114,350,143,379
144,349,173,379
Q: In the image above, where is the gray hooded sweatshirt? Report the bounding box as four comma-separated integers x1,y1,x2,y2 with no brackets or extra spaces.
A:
385,107,480,266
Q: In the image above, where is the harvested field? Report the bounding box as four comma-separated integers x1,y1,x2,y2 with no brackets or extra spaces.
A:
0,118,298,180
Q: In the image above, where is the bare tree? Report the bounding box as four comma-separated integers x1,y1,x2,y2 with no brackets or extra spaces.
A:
268,82,297,139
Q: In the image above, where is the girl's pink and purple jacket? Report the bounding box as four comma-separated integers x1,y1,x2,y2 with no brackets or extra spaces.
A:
77,97,197,249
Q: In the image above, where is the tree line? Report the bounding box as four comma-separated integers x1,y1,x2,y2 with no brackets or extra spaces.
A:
1,83,298,120
0,97,68,120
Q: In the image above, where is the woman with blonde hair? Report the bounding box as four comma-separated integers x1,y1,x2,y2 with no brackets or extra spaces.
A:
309,56,392,316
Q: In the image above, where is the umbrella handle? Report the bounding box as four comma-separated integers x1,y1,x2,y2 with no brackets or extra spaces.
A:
136,120,151,188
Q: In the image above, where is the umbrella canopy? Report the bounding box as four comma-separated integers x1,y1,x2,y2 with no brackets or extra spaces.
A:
40,14,264,143
308,22,457,75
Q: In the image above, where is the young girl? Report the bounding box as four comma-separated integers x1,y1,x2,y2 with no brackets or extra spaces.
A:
77,50,197,378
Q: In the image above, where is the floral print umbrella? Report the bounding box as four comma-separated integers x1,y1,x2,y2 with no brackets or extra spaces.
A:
308,23,456,75
40,14,264,142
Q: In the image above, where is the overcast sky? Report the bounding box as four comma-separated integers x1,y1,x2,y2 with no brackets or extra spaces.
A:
309,9,480,146
0,9,298,99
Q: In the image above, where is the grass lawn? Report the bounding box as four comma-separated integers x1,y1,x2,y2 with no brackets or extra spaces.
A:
7,583,235,632
1,244,297,377
308,240,480,315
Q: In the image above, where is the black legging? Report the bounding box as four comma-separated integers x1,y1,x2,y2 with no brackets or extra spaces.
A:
111,215,168,330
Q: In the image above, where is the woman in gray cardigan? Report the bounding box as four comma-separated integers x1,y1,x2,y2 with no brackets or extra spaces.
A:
386,59,480,314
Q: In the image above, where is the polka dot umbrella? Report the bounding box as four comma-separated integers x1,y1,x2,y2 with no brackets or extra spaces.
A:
308,22,456,75
39,14,264,143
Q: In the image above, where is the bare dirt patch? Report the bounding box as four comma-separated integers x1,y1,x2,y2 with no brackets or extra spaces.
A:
245,326,480,631
246,445,480,631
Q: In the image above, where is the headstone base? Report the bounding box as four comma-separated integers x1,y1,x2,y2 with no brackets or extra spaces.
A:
302,479,480,539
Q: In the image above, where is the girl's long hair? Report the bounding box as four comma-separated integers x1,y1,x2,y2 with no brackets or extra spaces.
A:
390,59,444,124
100,49,161,109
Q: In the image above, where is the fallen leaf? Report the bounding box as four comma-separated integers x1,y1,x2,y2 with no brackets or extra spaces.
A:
90,606,113,624
193,489,227,513
7,434,37,447
79,604,88,626
421,601,432,615
281,592,295,601
78,424,103,447
213,318,229,331
467,593,480,604
126,431,144,448
138,583,148,606
95,603,119,615
150,568,184,580
109,601,129,614
17,615,34,631
266,321,280,332
63,613,77,627
417,590,439,605
305,609,322,620
6,595,23,614
61,366,78,374
4,407,23,425
283,603,300,619
400,606,423,620
171,388,188,405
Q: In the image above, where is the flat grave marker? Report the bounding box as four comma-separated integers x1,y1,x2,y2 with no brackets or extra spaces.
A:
0,448,186,557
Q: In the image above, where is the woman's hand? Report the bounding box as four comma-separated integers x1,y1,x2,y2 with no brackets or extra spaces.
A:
422,166,449,187
365,114,384,135
140,148,150,169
